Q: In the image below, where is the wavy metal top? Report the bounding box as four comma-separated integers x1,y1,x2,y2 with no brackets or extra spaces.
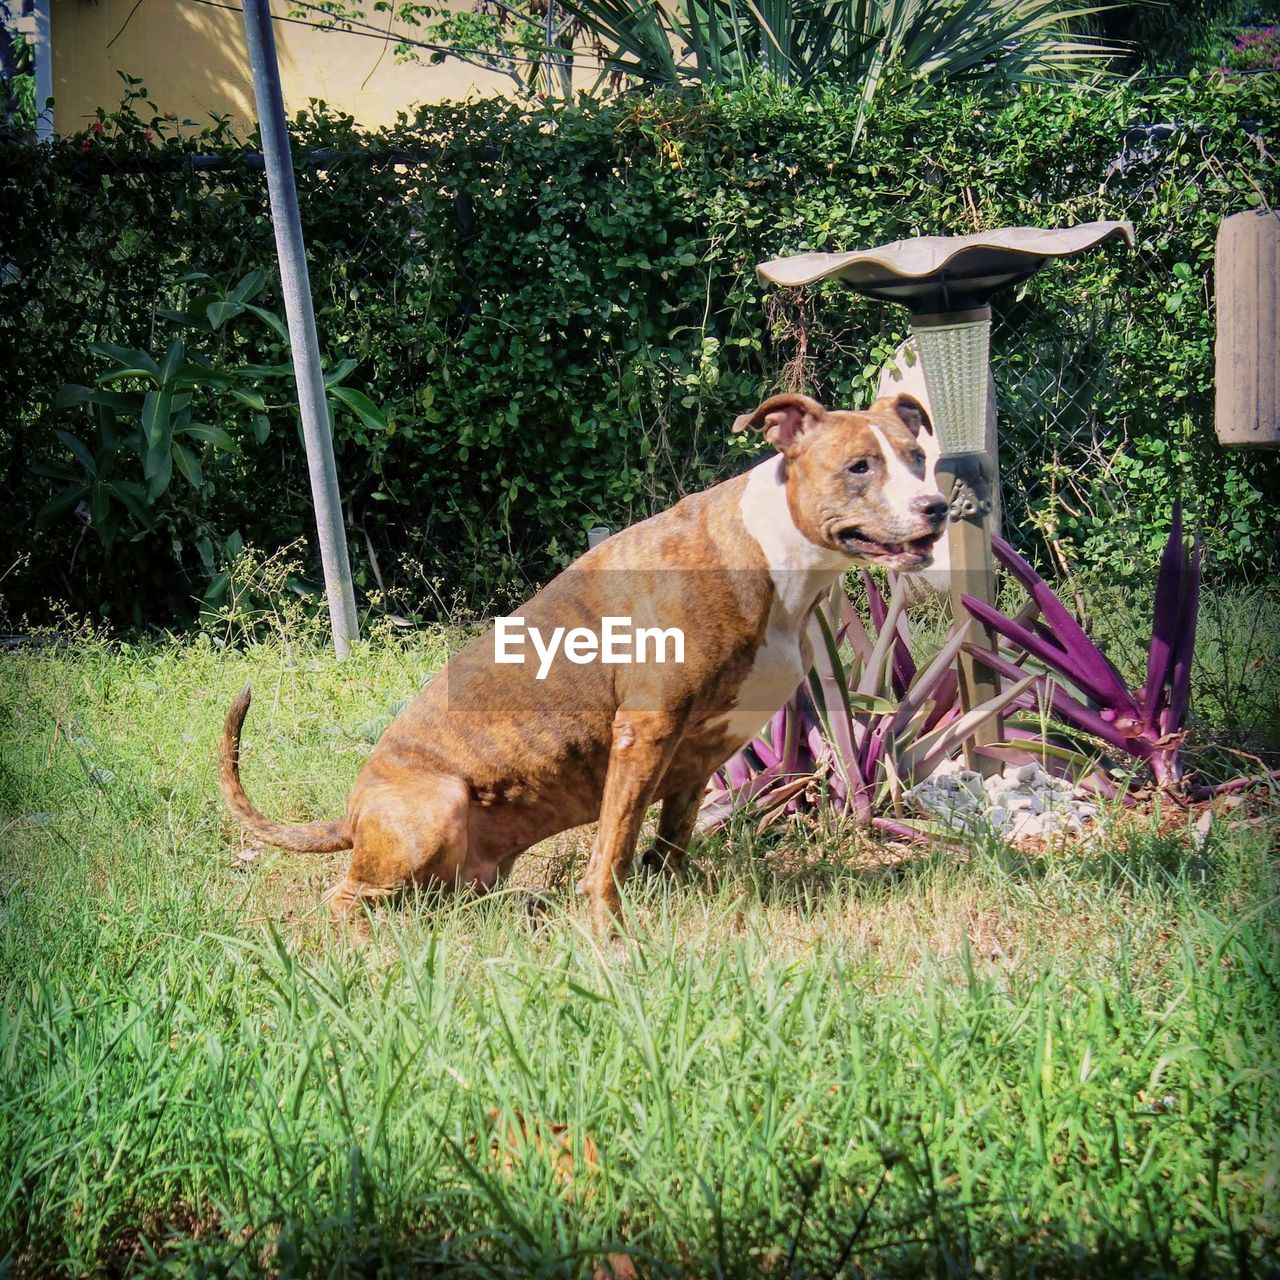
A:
756,221,1135,310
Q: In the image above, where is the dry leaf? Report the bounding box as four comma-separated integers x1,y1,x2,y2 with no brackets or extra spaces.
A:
593,1254,638,1280
486,1108,599,1193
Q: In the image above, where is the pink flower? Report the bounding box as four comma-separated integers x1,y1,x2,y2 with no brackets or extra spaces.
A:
143,130,154,143
80,138,91,151
90,120,104,135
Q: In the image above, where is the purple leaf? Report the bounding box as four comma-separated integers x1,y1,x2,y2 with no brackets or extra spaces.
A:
827,767,848,808
752,732,782,769
924,668,961,733
728,759,797,805
753,775,812,816
769,703,789,755
1191,768,1280,799
725,751,755,790
1075,772,1124,801
890,635,915,700
862,729,886,784
779,697,803,773
885,573,918,695
812,608,859,765
1162,532,1200,738
862,568,887,632
871,815,963,851
794,693,823,770
858,576,907,699
836,588,876,665
864,570,915,696
990,536,1139,716
696,791,735,833
965,643,1153,760
1143,499,1185,732
991,534,1047,596
1029,619,1062,648
961,592,1127,711
851,779,873,821
891,625,967,734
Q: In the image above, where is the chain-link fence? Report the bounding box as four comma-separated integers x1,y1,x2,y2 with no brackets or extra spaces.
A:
988,119,1275,574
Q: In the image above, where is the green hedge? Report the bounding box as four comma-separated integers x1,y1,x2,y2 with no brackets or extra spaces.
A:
1,74,1276,626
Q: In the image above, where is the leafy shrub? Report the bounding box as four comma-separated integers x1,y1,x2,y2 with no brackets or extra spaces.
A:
1,74,1276,627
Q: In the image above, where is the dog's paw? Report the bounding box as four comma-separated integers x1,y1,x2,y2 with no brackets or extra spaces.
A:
522,889,557,929
638,845,687,882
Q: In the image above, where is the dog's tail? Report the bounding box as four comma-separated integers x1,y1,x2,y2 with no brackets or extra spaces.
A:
219,683,353,852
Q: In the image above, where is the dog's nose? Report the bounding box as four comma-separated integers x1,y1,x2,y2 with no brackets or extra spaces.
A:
913,494,948,527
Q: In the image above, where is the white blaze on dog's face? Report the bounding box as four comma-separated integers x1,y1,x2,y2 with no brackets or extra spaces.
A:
733,392,949,572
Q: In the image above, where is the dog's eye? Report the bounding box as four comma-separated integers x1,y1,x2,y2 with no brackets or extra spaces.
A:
912,450,926,467
847,459,870,475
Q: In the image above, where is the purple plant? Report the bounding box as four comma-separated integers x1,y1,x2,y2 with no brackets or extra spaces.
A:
961,502,1201,790
699,575,1033,840
1223,25,1280,73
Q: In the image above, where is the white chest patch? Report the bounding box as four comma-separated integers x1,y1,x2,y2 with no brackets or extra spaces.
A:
705,456,849,751
737,454,849,611
710,620,809,750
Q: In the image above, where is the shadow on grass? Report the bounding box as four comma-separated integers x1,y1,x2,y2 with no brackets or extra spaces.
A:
683,807,1238,917
31,1142,1271,1279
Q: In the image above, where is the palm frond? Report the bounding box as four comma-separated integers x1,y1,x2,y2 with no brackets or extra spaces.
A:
561,0,1121,116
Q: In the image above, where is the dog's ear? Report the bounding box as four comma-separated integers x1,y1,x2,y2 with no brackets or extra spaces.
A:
731,393,826,454
871,392,933,439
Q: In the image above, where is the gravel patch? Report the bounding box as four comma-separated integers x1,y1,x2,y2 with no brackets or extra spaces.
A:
908,760,1101,841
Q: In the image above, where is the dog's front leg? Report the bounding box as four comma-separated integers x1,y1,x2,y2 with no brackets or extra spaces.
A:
581,706,684,935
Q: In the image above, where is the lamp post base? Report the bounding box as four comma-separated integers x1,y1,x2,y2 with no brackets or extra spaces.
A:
935,451,1005,776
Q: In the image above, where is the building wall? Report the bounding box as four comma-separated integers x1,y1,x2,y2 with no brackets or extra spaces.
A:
50,0,557,135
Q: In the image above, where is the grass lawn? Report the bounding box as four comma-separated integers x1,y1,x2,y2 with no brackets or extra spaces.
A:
1,587,1277,1277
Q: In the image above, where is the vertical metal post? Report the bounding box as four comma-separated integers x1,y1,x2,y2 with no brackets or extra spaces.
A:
909,308,1004,775
32,0,53,142
935,453,1003,774
241,0,360,658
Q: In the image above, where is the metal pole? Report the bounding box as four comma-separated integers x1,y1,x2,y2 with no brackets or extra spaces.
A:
32,0,54,142
935,453,1003,773
909,308,1004,775
241,0,360,659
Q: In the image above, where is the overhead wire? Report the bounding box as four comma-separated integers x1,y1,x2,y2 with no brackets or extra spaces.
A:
106,0,150,50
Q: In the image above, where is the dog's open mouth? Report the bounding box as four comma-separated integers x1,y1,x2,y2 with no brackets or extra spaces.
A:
837,527,942,563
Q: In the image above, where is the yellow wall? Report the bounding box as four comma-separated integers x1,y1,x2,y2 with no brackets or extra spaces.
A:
51,0,546,135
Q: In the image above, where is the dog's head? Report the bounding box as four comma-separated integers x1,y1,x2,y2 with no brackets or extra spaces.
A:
733,392,948,572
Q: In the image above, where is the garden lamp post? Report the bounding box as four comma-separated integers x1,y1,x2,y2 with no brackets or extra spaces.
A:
757,222,1134,770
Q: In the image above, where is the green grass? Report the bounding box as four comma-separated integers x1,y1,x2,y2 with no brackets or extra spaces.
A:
1,598,1277,1277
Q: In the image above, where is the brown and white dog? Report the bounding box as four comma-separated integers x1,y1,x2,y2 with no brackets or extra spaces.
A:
219,392,947,932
